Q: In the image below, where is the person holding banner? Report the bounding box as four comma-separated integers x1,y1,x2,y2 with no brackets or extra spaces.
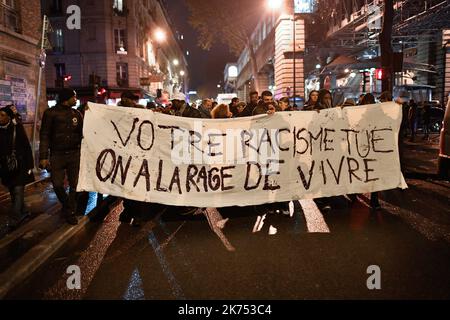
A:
360,93,382,210
39,89,83,225
303,89,334,211
303,90,319,110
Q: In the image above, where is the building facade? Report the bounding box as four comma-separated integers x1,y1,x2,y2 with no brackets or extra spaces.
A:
41,0,188,105
0,0,46,138
309,0,450,105
235,0,450,106
235,3,312,105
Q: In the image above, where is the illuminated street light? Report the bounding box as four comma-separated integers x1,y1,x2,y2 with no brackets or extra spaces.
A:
267,0,283,10
154,29,166,43
316,64,321,69
217,84,221,88
173,59,179,66
344,68,350,73
180,70,185,76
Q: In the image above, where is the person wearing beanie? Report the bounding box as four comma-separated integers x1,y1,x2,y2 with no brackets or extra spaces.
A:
39,88,84,225
0,106,34,228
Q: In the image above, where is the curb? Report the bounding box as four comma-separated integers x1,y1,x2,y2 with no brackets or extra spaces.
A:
0,196,119,299
0,215,89,299
0,203,61,250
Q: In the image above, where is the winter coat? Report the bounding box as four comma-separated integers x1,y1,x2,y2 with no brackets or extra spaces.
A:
0,121,34,187
39,104,83,160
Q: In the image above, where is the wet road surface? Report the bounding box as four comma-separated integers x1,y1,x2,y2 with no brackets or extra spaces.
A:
6,180,450,300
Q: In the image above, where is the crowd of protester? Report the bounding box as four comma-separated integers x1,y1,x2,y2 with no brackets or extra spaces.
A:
1,86,398,229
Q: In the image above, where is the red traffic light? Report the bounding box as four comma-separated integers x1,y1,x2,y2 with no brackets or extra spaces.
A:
63,75,72,82
375,69,384,80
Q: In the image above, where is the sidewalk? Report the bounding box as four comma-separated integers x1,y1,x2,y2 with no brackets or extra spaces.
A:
0,187,119,298
0,170,52,237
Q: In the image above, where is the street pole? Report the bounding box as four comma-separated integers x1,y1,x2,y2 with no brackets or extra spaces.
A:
293,14,296,103
380,0,394,93
31,15,49,169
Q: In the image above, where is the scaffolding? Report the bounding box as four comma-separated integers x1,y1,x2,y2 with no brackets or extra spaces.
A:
317,0,450,50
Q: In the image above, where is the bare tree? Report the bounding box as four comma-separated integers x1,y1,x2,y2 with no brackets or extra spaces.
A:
186,0,262,92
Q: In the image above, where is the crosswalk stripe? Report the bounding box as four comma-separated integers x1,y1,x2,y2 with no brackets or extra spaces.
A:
298,200,330,233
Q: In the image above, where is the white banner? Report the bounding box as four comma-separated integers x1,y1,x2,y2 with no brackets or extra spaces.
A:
77,102,407,207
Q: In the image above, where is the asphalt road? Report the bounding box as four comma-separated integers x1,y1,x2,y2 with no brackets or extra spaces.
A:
6,176,450,300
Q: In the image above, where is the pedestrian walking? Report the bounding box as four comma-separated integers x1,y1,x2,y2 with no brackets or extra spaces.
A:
0,106,34,229
39,88,83,225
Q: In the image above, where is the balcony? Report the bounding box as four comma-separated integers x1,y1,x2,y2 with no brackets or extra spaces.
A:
0,3,21,33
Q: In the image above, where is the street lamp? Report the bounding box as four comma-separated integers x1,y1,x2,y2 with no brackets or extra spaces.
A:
173,59,179,66
154,29,166,43
180,70,185,76
267,0,283,10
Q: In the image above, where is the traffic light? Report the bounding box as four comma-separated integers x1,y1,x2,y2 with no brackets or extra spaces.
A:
64,74,72,82
375,69,384,80
98,87,107,96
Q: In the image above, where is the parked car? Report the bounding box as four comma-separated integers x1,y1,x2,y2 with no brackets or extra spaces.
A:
438,98,450,179
416,106,445,133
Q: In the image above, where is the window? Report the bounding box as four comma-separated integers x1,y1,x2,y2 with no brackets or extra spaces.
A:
116,63,128,87
1,0,20,32
2,0,15,8
114,29,127,53
54,29,64,53
113,0,123,12
53,0,62,11
55,63,66,79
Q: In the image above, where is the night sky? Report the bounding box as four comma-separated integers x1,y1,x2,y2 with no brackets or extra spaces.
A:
165,0,240,98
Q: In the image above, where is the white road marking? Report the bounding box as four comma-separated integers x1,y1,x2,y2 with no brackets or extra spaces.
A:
298,200,330,233
268,225,278,235
204,208,236,252
289,201,295,217
252,214,266,233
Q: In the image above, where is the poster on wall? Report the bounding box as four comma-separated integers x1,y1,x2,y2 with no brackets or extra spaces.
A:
6,76,28,121
0,80,13,107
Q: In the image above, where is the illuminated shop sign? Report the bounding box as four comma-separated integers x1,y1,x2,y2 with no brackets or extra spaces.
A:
294,0,316,13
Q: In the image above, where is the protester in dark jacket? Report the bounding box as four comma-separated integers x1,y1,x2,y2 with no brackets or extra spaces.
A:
252,101,279,116
0,106,34,228
238,91,259,117
198,99,213,119
39,88,83,225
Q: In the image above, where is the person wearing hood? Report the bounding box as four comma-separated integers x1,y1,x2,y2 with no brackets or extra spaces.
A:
0,106,34,228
